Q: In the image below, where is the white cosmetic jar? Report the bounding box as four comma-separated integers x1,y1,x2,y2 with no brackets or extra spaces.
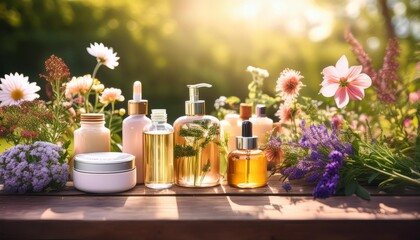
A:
73,152,136,193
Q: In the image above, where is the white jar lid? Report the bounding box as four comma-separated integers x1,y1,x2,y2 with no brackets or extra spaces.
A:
74,152,135,173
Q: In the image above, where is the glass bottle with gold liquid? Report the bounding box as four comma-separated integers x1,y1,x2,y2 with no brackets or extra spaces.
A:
143,109,174,189
228,120,267,188
173,83,220,187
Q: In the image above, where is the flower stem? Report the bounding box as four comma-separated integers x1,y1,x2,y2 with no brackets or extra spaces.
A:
85,62,102,113
108,102,115,130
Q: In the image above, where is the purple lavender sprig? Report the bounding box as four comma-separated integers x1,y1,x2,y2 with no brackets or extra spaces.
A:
0,141,69,193
282,121,352,198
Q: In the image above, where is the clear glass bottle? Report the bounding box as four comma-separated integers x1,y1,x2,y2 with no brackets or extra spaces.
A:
123,81,151,184
143,109,174,189
249,104,273,148
228,120,267,188
174,83,220,187
74,113,110,155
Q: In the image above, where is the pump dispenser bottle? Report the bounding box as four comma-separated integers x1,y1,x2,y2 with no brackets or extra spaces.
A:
122,81,152,184
227,120,267,188
143,109,174,189
173,83,220,187
249,104,273,148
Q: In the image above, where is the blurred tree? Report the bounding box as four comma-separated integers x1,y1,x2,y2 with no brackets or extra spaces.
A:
0,0,418,122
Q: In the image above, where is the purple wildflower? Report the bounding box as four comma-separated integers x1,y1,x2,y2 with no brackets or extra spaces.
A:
282,121,352,198
282,182,292,192
0,141,69,193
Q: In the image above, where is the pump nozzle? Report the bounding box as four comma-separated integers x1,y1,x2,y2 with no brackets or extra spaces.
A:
187,83,212,102
185,83,212,116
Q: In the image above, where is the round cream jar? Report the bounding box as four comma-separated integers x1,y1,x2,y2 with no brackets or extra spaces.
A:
73,152,136,193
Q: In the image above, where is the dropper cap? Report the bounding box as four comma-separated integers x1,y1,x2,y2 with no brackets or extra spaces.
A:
185,83,212,116
255,104,267,117
128,81,148,115
151,109,167,123
236,120,258,150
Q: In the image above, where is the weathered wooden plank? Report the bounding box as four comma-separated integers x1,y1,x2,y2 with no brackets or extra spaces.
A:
0,220,419,240
0,195,419,221
1,175,417,197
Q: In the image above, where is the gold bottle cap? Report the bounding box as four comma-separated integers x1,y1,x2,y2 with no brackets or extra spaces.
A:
80,113,105,123
128,100,148,115
239,103,252,120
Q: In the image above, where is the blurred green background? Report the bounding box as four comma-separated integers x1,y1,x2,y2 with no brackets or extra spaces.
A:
0,0,419,123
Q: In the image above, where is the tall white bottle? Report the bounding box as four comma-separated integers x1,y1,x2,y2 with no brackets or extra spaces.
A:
249,104,273,148
122,81,151,184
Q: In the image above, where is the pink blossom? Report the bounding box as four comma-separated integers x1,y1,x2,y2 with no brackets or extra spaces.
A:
99,88,125,104
276,68,304,103
403,118,412,128
320,55,372,108
409,90,420,104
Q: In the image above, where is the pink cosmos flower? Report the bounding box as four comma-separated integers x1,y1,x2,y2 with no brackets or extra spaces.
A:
65,75,93,98
320,55,372,108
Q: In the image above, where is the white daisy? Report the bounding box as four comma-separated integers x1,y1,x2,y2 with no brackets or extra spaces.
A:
87,42,120,69
0,73,40,106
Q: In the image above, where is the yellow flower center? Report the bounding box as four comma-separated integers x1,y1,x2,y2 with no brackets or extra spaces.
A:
11,89,24,101
339,77,349,87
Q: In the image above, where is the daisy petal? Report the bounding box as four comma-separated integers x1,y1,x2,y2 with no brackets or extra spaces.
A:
320,83,339,97
334,87,349,108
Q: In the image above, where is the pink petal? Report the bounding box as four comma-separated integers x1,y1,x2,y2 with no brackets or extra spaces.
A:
335,55,349,77
347,85,365,100
347,66,362,81
334,87,349,108
320,83,339,97
351,73,372,88
322,66,339,82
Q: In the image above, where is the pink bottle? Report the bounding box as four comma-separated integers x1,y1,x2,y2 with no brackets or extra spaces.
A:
122,81,151,184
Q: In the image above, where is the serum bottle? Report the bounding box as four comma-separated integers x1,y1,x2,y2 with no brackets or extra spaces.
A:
173,83,220,187
143,109,174,189
228,120,267,188
122,81,152,184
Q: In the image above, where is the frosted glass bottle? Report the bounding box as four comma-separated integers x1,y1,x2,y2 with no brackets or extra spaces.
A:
221,103,252,153
249,104,273,148
228,121,267,188
74,113,110,155
174,83,220,187
143,109,174,189
123,81,151,184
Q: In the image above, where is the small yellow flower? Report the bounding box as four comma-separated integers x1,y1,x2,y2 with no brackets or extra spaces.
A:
119,108,126,116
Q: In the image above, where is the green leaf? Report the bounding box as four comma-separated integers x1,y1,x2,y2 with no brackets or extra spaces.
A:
355,185,371,201
368,173,380,184
345,180,357,196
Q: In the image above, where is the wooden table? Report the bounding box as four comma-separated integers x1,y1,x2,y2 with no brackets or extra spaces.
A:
0,176,419,239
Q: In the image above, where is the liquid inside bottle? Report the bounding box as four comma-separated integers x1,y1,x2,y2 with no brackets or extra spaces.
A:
144,131,174,189
143,109,174,189
228,149,267,188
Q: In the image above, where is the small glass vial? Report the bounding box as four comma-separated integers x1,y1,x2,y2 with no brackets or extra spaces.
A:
74,113,110,155
227,120,267,188
143,109,174,189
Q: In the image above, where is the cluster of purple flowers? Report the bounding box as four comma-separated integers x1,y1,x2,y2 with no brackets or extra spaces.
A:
282,121,352,198
0,141,69,193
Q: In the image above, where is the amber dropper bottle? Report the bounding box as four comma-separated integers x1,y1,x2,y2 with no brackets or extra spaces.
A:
227,120,267,188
